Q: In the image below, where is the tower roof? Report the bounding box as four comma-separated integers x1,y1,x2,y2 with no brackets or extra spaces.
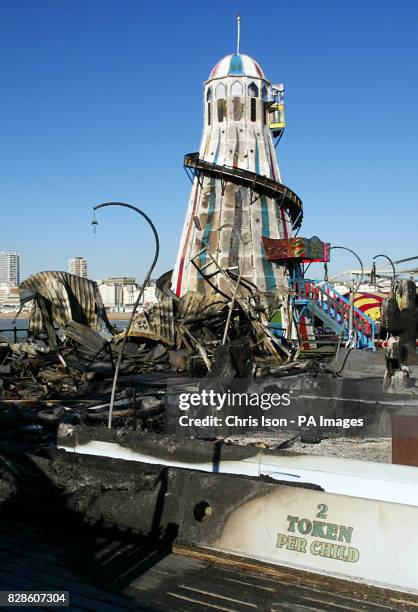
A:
207,53,265,81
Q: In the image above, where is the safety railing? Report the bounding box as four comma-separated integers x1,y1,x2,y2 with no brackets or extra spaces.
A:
289,279,376,349
0,326,29,342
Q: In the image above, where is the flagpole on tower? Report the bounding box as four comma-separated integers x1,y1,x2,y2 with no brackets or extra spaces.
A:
236,13,241,54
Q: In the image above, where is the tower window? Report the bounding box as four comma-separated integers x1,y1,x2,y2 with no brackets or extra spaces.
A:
233,97,243,121
250,98,257,122
261,85,268,100
231,81,243,96
231,81,243,120
248,82,259,98
206,87,213,125
217,99,226,122
215,82,226,98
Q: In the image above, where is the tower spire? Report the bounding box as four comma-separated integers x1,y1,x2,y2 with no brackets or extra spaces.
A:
236,13,241,55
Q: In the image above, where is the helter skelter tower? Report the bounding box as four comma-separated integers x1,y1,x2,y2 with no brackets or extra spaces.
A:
172,17,303,298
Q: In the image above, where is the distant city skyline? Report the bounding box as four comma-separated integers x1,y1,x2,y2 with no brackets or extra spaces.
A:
0,247,157,286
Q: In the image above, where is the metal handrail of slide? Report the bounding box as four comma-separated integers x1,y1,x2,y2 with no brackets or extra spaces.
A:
184,152,303,230
319,283,376,330
289,279,376,347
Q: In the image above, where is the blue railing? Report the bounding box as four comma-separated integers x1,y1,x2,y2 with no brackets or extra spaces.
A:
289,279,376,349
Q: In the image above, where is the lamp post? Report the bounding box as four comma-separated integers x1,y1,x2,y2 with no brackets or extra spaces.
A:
373,253,396,292
92,202,160,429
330,245,364,347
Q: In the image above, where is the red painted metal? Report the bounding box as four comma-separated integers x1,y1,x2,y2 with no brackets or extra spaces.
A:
263,236,330,263
392,415,418,467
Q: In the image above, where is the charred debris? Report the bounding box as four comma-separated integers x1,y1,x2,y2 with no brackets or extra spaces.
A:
0,268,315,437
0,266,417,447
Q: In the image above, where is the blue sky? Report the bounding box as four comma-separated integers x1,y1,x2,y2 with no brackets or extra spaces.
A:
1,0,417,282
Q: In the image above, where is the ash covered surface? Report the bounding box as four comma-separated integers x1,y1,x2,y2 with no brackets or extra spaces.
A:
221,433,392,461
283,436,392,462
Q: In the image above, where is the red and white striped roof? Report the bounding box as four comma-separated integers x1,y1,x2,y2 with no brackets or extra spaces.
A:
208,53,266,81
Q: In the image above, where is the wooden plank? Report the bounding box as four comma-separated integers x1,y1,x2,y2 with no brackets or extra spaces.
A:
0,548,138,609
1,518,414,611
0,559,135,612
173,546,418,610
0,523,132,569
208,564,391,611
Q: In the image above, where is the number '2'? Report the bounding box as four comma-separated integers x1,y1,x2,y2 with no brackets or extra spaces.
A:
316,503,328,519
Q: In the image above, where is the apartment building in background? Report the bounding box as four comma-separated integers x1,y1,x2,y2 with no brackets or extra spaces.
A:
0,251,20,286
68,256,88,278
98,277,142,310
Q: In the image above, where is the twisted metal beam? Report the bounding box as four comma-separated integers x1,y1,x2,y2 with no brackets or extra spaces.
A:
92,202,160,429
